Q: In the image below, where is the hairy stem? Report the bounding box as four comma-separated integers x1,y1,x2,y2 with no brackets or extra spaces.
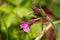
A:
35,20,60,40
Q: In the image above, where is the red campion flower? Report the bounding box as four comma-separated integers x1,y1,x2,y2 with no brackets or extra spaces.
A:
20,19,36,32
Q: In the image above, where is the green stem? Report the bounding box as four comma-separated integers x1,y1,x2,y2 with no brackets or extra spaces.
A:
41,18,43,31
39,8,56,30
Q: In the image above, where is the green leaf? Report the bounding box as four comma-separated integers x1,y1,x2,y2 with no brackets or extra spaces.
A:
0,5,13,13
32,0,47,6
1,20,7,32
55,23,60,40
28,22,46,39
50,2,60,18
5,0,23,5
13,7,33,18
1,13,20,28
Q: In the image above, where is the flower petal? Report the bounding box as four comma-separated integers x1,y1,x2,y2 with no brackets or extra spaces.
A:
20,21,28,29
23,27,29,32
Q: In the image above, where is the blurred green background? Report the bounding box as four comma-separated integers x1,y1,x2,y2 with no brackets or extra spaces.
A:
0,0,60,40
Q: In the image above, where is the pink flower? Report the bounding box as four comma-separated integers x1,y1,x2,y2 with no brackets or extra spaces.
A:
32,6,41,16
20,21,29,32
20,21,28,29
28,19,35,25
20,19,36,32
23,27,29,32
